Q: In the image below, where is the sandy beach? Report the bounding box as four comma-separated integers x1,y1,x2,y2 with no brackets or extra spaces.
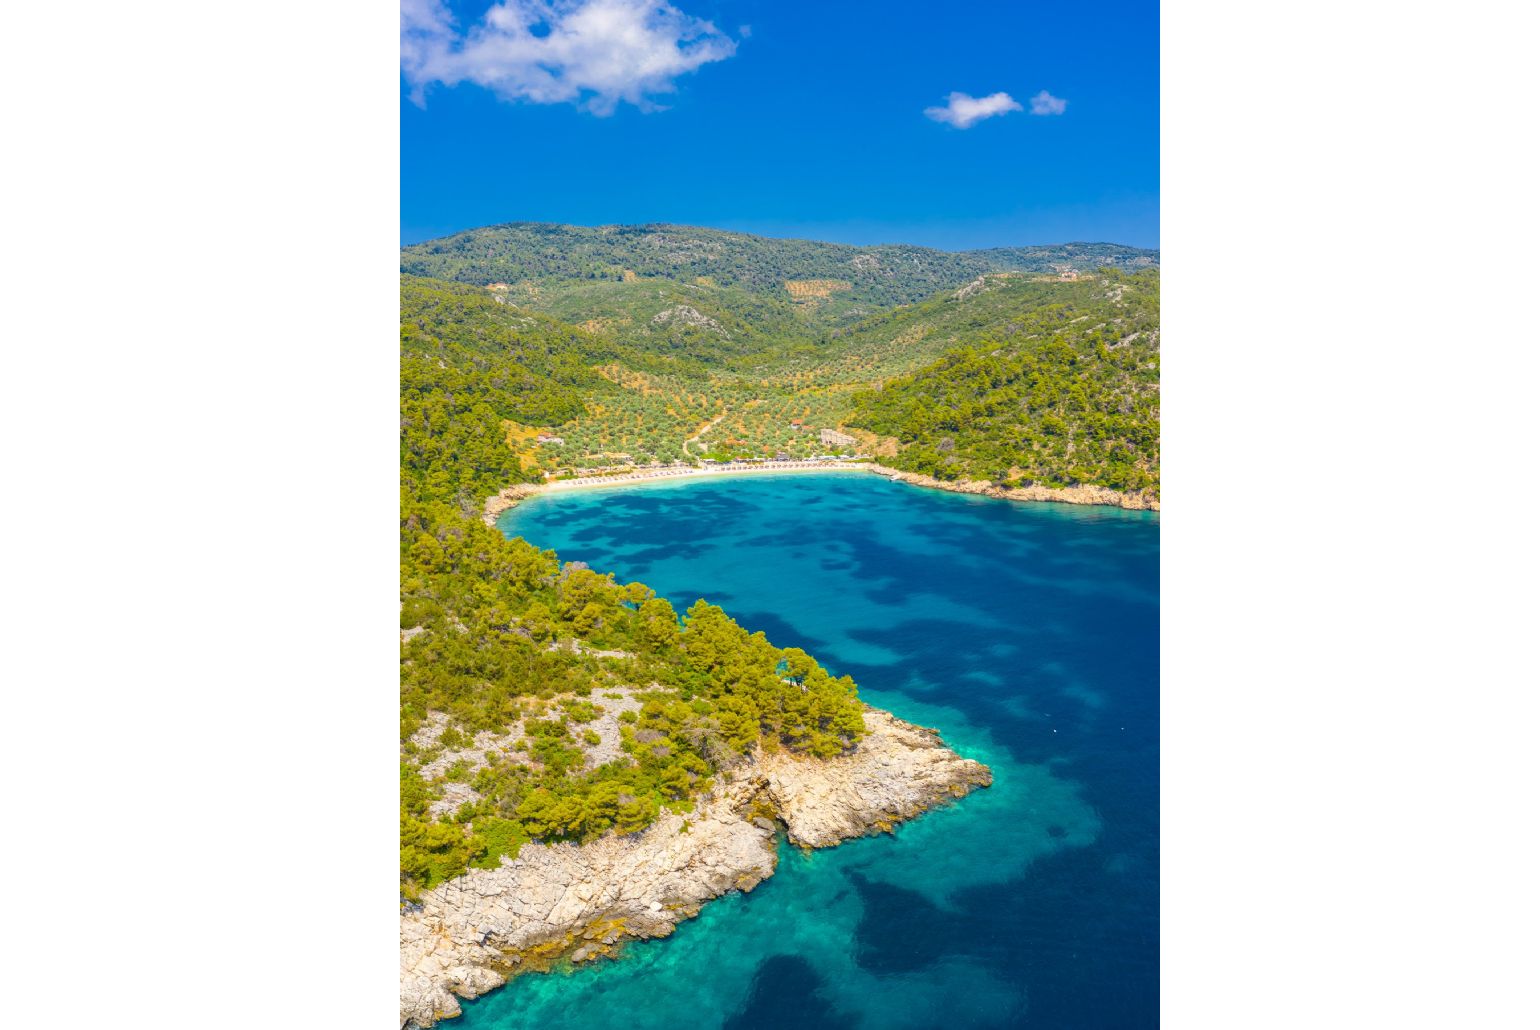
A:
542,460,875,493
484,458,1156,525
482,461,875,522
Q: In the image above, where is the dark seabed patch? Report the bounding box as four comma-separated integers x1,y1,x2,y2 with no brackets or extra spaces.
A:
721,955,845,1030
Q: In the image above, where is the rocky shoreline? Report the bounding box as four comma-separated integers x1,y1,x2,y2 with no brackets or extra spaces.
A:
481,483,542,525
868,464,1160,511
399,707,991,1029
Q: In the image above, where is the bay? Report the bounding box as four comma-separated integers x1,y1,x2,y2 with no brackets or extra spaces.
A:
475,472,1159,1028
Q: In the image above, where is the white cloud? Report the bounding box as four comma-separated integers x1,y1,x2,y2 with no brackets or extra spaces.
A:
1029,89,1068,116
923,91,1024,129
401,0,738,115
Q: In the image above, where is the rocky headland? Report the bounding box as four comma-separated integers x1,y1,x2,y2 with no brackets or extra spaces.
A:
399,707,991,1028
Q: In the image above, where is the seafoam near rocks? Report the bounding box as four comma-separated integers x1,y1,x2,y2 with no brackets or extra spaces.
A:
399,707,991,1028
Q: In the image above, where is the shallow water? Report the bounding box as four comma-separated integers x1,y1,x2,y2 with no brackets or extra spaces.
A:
484,473,1159,1028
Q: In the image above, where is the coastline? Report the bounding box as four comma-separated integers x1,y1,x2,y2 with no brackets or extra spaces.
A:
481,461,874,524
867,464,1161,512
400,707,991,1028
547,461,875,494
483,459,1157,526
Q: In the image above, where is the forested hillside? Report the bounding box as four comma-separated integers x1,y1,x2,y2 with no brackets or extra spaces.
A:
400,230,1160,490
400,272,870,897
400,222,1158,316
844,270,1160,494
519,276,821,365
400,275,600,505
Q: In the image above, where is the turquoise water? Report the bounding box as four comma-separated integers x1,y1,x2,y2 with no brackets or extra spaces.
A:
483,473,1159,1028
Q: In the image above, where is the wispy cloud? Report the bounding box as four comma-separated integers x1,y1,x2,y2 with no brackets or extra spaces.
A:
923,91,1024,129
1029,90,1068,116
401,0,737,115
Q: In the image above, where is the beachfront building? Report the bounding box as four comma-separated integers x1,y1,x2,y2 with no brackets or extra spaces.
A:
819,428,857,449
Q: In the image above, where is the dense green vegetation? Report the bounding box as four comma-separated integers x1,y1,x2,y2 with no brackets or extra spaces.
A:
400,225,1159,895
399,500,865,895
522,277,824,366
400,275,601,506
401,222,1157,324
844,270,1161,494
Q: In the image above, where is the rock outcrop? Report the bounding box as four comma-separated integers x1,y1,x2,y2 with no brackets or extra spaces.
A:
870,464,1160,511
481,484,542,525
399,707,990,1028
649,305,729,338
761,708,992,848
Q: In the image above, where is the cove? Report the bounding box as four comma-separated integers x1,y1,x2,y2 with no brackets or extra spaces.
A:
480,472,1159,1028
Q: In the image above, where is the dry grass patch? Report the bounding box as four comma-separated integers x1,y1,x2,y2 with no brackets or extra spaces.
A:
784,279,853,300
502,421,551,469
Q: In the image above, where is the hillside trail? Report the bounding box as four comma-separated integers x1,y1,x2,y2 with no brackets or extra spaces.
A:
684,412,727,457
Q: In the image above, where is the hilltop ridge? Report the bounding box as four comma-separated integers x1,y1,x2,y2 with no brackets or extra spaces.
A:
401,221,1156,326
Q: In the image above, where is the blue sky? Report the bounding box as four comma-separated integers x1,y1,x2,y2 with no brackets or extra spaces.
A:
401,0,1158,250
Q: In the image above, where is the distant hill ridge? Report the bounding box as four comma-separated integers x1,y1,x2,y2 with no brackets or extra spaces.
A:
401,221,1158,310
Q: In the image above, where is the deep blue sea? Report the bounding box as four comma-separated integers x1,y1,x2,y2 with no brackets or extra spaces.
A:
484,472,1159,1029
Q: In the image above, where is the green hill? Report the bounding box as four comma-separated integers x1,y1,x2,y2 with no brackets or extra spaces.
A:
400,275,606,506
844,270,1160,494
400,221,1158,319
519,276,818,365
